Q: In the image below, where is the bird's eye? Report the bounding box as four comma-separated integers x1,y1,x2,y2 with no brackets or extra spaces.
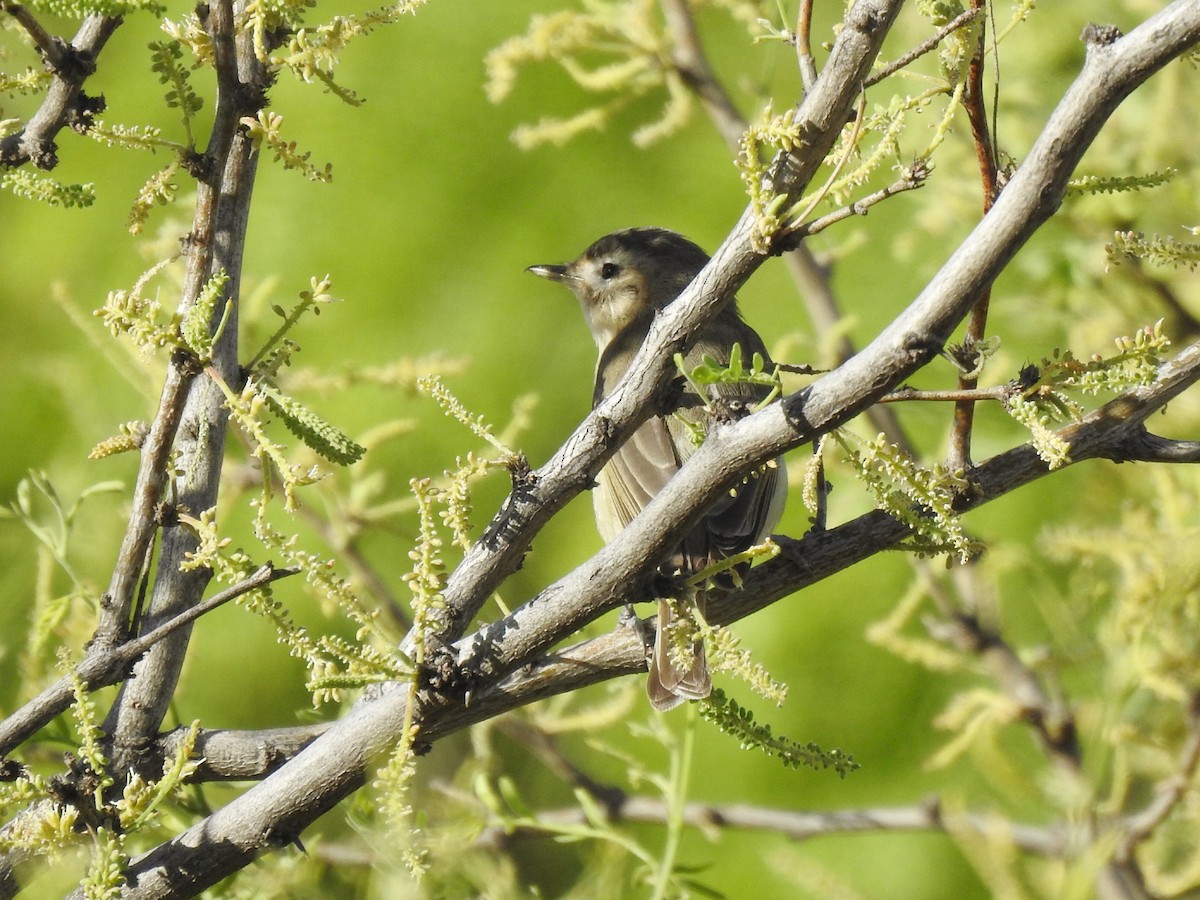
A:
600,262,620,280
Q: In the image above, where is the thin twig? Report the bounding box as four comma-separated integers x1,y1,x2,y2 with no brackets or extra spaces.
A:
1,3,64,68
881,385,1011,403
0,565,298,758
795,0,818,92
0,15,121,169
659,0,745,151
477,795,1064,856
864,8,983,88
499,718,627,813
948,0,1001,471
784,169,926,241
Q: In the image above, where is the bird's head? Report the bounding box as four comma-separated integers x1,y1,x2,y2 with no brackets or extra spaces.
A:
528,227,710,348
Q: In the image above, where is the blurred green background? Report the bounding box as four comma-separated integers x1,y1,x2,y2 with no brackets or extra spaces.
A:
3,1,1199,897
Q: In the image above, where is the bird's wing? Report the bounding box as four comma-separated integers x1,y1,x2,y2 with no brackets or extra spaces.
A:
594,415,680,542
592,320,786,560
670,336,787,569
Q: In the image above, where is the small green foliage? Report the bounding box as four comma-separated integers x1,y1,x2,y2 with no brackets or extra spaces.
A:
86,121,180,154
1042,322,1169,394
418,375,521,462
867,581,971,673
916,0,978,81
94,256,182,355
402,476,450,651
241,110,333,182
371,478,453,877
1046,471,1200,705
737,105,806,248
1067,168,1177,197
0,66,52,96
374,721,427,877
181,268,231,362
2,471,124,586
1004,392,1075,469
88,421,150,460
0,169,95,208
211,376,326,509
927,687,1022,771
160,14,214,68
737,92,934,249
834,430,979,563
827,93,934,203
148,41,203,146
704,621,788,705
1107,230,1200,271
116,722,202,831
488,0,771,149
282,353,470,392
247,275,338,373
180,507,401,705
33,0,164,14
80,827,126,900
801,436,828,519
127,157,184,234
677,342,781,401
68,660,113,800
254,516,404,700
991,0,1037,44
1002,322,1170,468
84,121,189,234
699,689,859,777
256,381,367,465
672,342,782,444
474,771,659,868
0,783,80,856
657,594,704,679
267,2,429,104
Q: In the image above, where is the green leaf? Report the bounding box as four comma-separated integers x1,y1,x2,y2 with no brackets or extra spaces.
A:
256,382,366,465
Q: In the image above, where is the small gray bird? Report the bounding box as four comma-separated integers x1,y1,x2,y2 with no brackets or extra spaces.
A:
529,227,786,710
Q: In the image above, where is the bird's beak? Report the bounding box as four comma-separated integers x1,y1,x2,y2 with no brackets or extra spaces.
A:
526,263,571,282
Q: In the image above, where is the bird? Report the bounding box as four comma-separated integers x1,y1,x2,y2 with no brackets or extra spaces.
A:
528,227,787,710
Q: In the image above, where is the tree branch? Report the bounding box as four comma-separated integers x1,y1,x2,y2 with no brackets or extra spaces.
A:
1,3,66,69
659,0,745,152
863,7,983,88
948,0,1001,471
478,795,1065,857
100,0,270,777
0,564,297,759
0,14,120,169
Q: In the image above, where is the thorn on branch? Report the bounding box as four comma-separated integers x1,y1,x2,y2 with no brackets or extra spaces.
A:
55,45,101,82
505,450,535,491
776,362,824,377
182,149,214,181
23,137,58,170
418,635,470,704
1081,23,1124,49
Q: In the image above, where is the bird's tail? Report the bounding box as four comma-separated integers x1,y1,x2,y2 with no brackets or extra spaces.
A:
646,594,711,712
